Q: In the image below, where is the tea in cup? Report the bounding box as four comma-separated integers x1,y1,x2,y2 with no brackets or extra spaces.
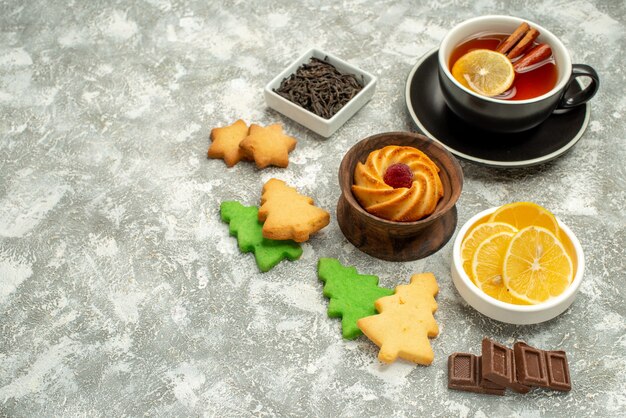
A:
438,15,599,133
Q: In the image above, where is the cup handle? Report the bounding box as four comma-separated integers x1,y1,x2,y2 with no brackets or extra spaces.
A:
556,64,600,109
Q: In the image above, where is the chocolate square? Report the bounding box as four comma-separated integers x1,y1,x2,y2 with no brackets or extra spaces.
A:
448,353,476,386
477,356,506,391
482,338,530,394
545,350,572,391
514,342,549,387
448,353,505,395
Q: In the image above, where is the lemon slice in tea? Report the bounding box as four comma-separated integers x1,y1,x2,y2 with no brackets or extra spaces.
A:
451,49,515,97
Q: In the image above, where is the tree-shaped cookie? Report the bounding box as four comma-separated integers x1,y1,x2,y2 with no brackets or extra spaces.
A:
220,201,302,272
317,258,394,340
259,178,330,242
239,123,297,168
357,273,439,365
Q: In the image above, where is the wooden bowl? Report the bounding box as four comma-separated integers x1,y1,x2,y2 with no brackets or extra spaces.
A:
337,131,463,261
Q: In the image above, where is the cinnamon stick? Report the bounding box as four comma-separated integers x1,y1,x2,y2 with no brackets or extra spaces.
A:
513,43,552,72
507,28,540,59
496,22,530,55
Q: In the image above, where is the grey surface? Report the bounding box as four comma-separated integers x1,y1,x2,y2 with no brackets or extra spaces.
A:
0,1,624,417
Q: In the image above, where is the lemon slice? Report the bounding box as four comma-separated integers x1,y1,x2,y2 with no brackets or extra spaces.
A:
461,222,518,283
451,49,515,97
489,201,560,236
503,226,574,304
471,231,528,305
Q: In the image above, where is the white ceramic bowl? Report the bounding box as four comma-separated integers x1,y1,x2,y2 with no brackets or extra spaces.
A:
451,207,585,325
264,48,377,138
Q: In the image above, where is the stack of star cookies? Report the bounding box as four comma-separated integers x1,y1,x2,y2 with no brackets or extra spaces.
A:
208,119,297,168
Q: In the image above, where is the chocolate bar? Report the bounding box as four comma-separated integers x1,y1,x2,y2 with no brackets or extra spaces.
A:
481,338,530,394
514,342,571,391
448,353,506,395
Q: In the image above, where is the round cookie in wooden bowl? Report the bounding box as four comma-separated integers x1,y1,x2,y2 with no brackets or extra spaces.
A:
337,131,463,261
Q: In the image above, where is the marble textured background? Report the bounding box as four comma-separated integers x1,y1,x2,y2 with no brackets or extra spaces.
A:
0,0,624,417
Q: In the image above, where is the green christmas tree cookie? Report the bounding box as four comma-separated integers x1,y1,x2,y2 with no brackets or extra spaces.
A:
317,258,394,340
220,201,302,272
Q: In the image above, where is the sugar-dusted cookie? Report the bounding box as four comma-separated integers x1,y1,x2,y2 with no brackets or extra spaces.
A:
239,123,297,168
220,201,303,272
208,119,250,167
317,258,394,340
258,179,330,242
357,273,439,365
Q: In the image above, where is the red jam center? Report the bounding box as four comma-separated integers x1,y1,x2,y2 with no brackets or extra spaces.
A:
383,163,413,189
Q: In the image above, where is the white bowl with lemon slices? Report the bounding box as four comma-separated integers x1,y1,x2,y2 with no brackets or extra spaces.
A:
451,202,584,325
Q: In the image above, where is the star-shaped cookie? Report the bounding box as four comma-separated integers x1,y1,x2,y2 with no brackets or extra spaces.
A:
239,123,297,168
208,119,249,167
